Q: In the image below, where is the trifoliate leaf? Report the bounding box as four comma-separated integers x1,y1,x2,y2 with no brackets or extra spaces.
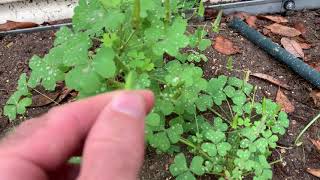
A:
205,129,225,144
207,76,228,105
153,18,189,56
157,99,174,115
213,117,228,132
198,39,211,51
65,65,103,95
190,156,205,176
224,85,236,98
54,27,73,46
102,33,119,48
232,91,247,105
149,131,171,152
228,77,243,88
28,55,64,90
169,153,189,176
176,171,196,180
201,143,217,157
92,47,116,78
217,142,231,156
3,105,16,120
167,124,184,143
16,97,32,114
254,138,268,153
195,95,213,112
146,113,161,127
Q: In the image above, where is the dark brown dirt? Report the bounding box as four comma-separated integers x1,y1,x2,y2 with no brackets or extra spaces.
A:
0,10,319,180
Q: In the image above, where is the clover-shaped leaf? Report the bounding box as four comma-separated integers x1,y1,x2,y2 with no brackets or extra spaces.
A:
217,142,231,156
224,85,236,98
232,91,247,105
170,153,189,176
148,131,171,152
272,112,289,135
228,77,243,88
213,117,228,132
167,124,184,143
201,143,217,157
146,113,161,127
190,156,205,176
205,129,225,144
196,95,213,112
92,47,116,78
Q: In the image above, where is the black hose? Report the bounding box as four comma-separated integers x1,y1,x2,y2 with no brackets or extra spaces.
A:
0,23,72,36
229,18,320,89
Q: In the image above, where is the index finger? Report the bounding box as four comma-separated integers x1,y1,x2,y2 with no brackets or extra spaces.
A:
0,90,154,172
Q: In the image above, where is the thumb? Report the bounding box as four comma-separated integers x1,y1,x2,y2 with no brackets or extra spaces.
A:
78,92,152,180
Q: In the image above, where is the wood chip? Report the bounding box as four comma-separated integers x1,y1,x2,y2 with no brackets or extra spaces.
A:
309,138,320,151
213,35,240,55
307,168,320,178
250,73,290,90
310,90,320,107
294,21,307,35
260,15,289,23
276,88,295,113
280,37,304,59
0,21,38,31
299,43,312,50
265,23,301,37
246,16,257,28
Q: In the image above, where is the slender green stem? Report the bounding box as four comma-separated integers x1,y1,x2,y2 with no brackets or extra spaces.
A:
119,30,136,53
269,158,283,165
295,113,320,146
115,55,130,72
179,137,212,161
208,107,230,124
226,99,234,117
132,0,141,29
164,0,171,27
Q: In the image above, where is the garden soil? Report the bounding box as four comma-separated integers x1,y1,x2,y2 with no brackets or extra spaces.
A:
0,10,319,180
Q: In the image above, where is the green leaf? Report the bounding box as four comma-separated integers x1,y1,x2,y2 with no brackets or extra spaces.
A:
198,39,211,51
198,0,204,17
190,156,205,175
201,143,217,157
217,142,231,156
232,91,247,105
149,132,171,152
213,117,228,132
16,97,32,114
228,77,243,88
146,113,161,127
169,153,189,176
153,18,189,56
158,99,174,115
224,85,236,98
176,171,196,180
212,10,223,33
195,95,213,112
205,129,225,144
167,124,184,143
92,47,116,78
207,76,228,105
3,105,16,120
102,33,119,48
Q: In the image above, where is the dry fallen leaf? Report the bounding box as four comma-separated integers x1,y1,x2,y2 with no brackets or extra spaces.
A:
299,43,312,50
276,88,295,113
250,73,290,90
265,23,301,37
259,15,288,23
262,28,271,36
231,11,251,20
30,91,60,107
294,21,307,35
280,37,304,59
310,90,320,107
309,138,320,151
56,88,73,104
0,20,38,31
213,36,240,55
307,168,320,178
246,16,257,28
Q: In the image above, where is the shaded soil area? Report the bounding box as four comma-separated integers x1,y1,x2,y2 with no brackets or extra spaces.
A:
0,10,320,179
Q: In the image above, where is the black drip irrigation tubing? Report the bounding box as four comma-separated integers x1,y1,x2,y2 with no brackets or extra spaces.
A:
229,18,320,89
0,23,72,36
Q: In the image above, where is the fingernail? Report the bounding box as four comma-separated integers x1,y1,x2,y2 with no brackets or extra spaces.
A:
110,93,145,119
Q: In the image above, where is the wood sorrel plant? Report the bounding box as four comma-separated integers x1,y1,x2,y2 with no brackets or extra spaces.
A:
4,0,289,179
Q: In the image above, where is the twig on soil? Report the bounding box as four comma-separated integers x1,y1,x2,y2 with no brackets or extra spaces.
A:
294,113,320,146
32,88,60,106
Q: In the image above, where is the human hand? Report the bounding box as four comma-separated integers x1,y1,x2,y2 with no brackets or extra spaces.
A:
0,90,154,180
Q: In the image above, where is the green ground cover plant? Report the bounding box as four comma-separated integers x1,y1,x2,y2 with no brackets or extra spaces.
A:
3,0,289,179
